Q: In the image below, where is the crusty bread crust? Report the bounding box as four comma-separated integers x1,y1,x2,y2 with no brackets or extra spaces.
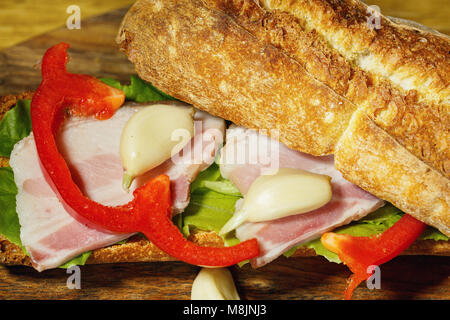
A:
117,0,358,156
335,109,450,236
117,0,449,236
257,0,449,104
205,0,449,179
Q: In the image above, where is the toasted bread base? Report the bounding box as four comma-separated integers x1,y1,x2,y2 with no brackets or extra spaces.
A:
1,231,449,269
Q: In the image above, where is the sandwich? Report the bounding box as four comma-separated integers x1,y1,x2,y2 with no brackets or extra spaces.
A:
0,0,448,300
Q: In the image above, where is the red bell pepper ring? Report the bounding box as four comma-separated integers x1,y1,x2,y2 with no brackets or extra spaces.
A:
321,214,426,299
31,42,259,266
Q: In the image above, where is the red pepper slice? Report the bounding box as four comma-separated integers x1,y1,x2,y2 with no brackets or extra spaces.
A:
31,42,259,266
321,214,426,299
137,175,260,266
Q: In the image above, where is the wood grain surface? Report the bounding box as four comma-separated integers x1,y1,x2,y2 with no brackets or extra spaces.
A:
0,0,135,50
1,256,449,300
0,8,135,96
0,5,449,300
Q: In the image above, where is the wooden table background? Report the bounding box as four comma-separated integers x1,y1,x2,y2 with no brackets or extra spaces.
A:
1,0,449,50
0,1,449,300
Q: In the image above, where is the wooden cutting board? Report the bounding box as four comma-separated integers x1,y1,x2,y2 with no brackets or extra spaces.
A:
0,6,449,300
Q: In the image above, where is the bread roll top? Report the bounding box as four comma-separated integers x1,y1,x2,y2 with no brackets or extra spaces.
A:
117,0,449,235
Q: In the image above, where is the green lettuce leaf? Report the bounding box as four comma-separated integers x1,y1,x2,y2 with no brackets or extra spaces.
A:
0,100,32,157
189,164,222,193
59,251,92,269
183,191,240,235
100,75,177,102
179,163,242,247
201,181,242,196
0,167,22,247
420,228,449,241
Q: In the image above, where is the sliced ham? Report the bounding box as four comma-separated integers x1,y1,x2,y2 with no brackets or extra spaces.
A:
219,126,384,268
10,104,225,271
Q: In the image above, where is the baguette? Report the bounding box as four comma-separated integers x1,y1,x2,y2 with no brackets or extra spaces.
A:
116,0,449,236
